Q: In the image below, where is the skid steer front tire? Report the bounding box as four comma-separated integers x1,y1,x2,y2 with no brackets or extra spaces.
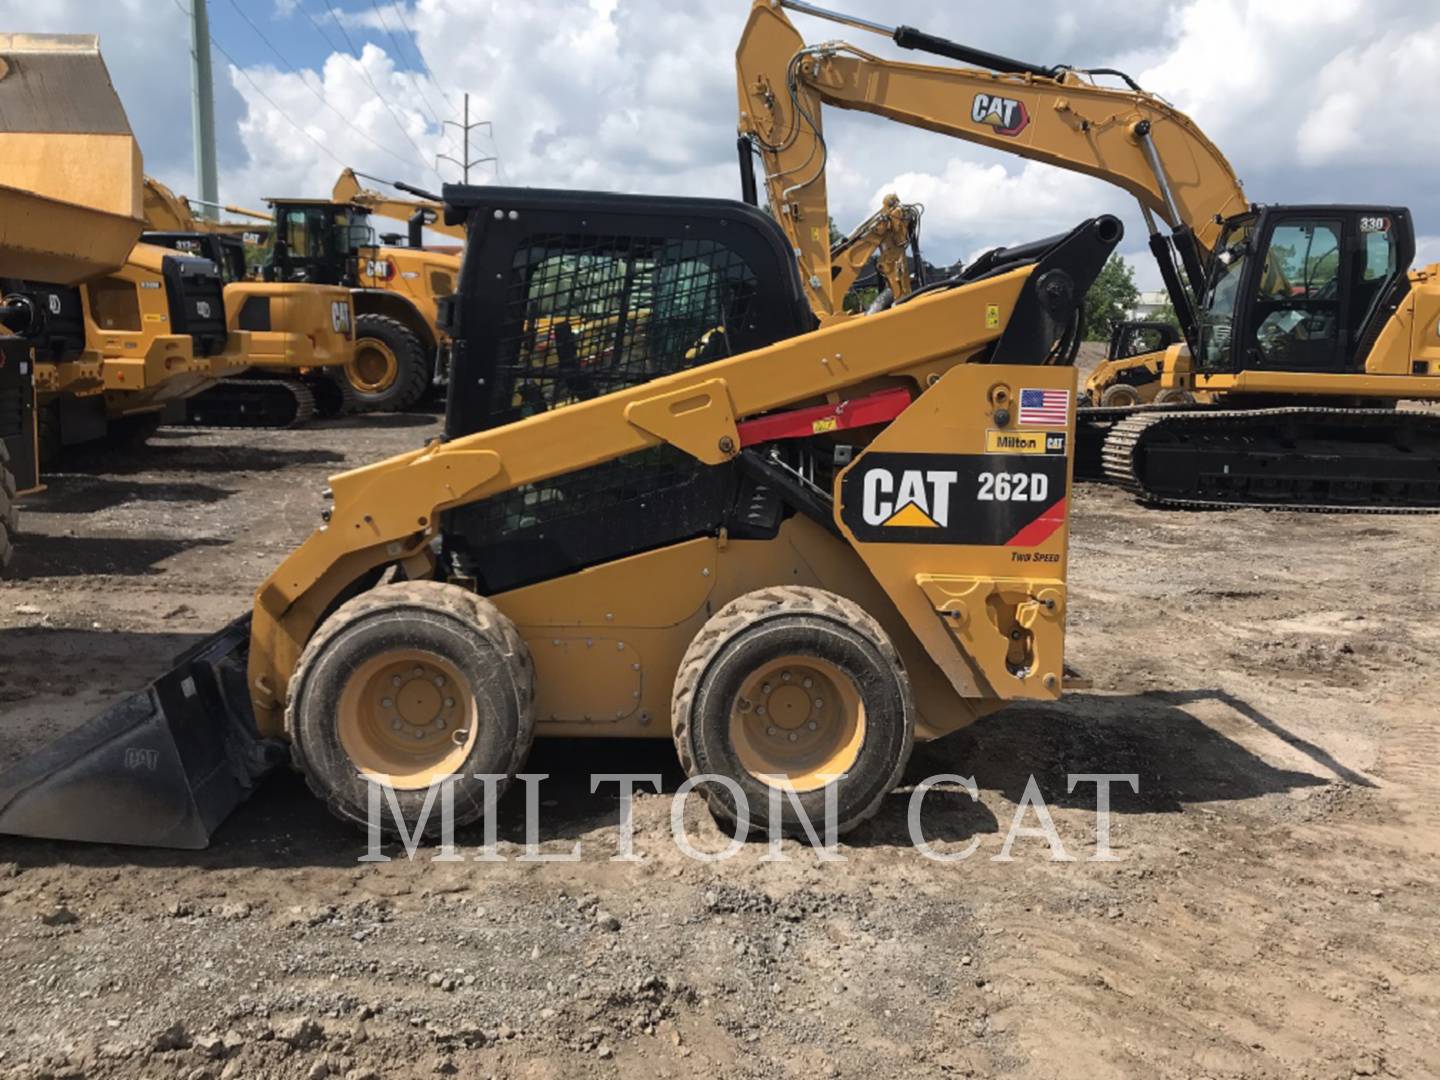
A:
343,315,430,413
672,586,914,838
287,581,535,837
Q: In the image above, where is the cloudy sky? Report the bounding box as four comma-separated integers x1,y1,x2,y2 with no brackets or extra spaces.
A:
10,0,1440,288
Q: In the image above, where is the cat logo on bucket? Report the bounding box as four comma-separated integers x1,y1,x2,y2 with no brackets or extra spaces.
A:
971,92,1030,137
862,467,958,529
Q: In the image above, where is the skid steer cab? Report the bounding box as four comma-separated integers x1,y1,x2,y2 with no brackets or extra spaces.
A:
0,186,1121,849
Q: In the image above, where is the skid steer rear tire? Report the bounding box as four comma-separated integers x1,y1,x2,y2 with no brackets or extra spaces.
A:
344,315,430,413
287,581,536,837
1099,383,1142,408
672,586,914,838
0,441,16,573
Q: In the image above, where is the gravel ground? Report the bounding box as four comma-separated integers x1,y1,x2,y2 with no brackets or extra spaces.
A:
0,407,1437,1079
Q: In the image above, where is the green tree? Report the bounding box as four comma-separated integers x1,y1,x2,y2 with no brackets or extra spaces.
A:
1081,254,1139,341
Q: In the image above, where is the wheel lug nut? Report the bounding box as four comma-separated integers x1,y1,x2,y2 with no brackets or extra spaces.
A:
756,706,766,716
412,666,423,676
803,677,813,689
787,732,799,742
413,729,425,740
814,699,824,708
391,719,402,731
434,718,446,730
767,726,777,737
781,672,792,682
434,676,445,687
444,698,455,708
807,721,818,731
391,676,402,687
761,683,772,694
382,697,394,709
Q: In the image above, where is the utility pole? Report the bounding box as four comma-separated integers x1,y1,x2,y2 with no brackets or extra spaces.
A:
188,0,220,219
439,93,496,184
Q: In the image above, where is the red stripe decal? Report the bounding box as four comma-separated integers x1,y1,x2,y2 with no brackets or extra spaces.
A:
1005,496,1068,547
737,387,913,447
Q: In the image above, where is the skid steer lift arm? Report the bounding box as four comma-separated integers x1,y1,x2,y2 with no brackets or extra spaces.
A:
737,0,1248,335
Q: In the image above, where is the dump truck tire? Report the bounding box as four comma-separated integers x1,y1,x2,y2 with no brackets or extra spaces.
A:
344,314,430,413
1100,383,1142,407
0,441,16,573
107,411,164,451
287,581,536,837
672,586,914,838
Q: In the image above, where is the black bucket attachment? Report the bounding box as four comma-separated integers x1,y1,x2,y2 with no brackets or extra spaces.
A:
0,617,286,849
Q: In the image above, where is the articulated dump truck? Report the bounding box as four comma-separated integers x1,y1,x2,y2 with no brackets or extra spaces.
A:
0,33,147,568
0,179,1121,847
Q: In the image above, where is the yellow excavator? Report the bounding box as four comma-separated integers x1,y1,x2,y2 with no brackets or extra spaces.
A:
138,176,356,425
740,0,1440,509
0,11,1122,846
254,172,462,412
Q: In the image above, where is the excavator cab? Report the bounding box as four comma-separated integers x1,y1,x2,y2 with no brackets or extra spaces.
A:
1195,206,1414,378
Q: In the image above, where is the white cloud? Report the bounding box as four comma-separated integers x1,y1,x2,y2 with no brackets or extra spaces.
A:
2,0,1438,279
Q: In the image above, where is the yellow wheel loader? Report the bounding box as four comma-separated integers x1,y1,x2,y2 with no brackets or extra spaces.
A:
262,184,460,414
747,0,1440,510
0,176,1121,846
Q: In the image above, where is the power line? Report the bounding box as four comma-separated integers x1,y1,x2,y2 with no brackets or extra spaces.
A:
225,0,426,174
367,1,447,130
171,0,348,171
390,1,459,110
315,0,442,181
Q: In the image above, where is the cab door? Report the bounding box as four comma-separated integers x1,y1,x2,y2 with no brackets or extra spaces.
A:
1242,214,1348,373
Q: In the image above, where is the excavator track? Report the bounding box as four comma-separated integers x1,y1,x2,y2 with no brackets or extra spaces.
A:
176,378,317,430
1101,407,1440,513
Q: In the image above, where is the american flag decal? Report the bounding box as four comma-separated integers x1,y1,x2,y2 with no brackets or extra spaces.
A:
1017,388,1070,427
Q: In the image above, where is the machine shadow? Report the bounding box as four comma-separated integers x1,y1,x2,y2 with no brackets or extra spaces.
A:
315,410,442,431
20,476,237,515
60,441,345,477
6,535,230,578
0,686,1356,872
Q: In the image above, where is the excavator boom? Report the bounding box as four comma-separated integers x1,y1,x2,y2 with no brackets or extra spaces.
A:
737,0,1247,321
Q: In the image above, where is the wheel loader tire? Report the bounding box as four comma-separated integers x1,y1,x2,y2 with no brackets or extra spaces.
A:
671,586,914,838
0,442,16,574
343,315,430,413
287,580,536,837
1099,383,1143,408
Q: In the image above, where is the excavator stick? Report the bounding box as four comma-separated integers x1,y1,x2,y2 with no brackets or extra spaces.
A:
0,619,282,848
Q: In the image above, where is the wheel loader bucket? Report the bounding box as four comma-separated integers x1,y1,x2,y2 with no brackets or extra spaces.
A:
0,618,285,849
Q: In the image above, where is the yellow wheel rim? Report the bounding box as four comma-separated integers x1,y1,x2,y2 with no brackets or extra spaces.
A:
336,649,478,790
730,656,866,793
348,338,399,394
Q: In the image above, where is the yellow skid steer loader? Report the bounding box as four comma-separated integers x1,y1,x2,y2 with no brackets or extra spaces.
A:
0,180,1119,847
